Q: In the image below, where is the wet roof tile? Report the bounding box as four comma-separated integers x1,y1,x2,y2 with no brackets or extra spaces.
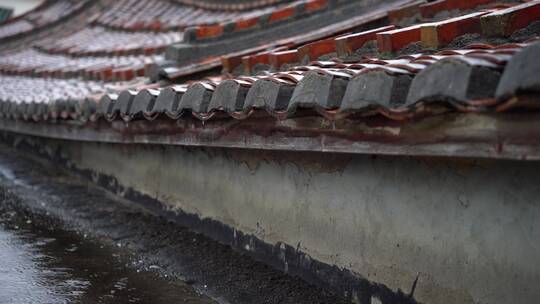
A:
481,1,540,37
0,0,538,138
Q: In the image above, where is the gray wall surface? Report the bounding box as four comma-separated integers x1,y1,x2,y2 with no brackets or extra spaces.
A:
52,141,540,304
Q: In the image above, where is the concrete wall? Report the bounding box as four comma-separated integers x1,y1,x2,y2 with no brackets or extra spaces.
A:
41,141,540,304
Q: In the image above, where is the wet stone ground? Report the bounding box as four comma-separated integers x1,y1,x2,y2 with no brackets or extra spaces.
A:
0,197,214,304
0,145,349,304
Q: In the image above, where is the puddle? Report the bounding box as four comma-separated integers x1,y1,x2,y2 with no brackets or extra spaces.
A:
0,211,214,304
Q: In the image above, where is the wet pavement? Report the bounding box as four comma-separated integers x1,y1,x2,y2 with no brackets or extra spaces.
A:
0,209,214,304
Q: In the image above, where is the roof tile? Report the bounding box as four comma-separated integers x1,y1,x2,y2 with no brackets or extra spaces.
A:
342,69,413,111
304,0,328,12
208,79,252,112
288,69,349,115
180,82,216,114
297,37,337,63
196,24,225,39
111,90,137,121
406,56,502,105
419,0,493,19
420,11,489,49
268,6,296,22
481,1,540,37
377,24,422,53
496,41,540,100
244,77,294,112
151,85,187,119
336,25,396,57
269,50,300,70
126,89,160,121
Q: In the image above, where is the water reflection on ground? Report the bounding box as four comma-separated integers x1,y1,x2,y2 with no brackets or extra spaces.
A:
0,212,214,304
